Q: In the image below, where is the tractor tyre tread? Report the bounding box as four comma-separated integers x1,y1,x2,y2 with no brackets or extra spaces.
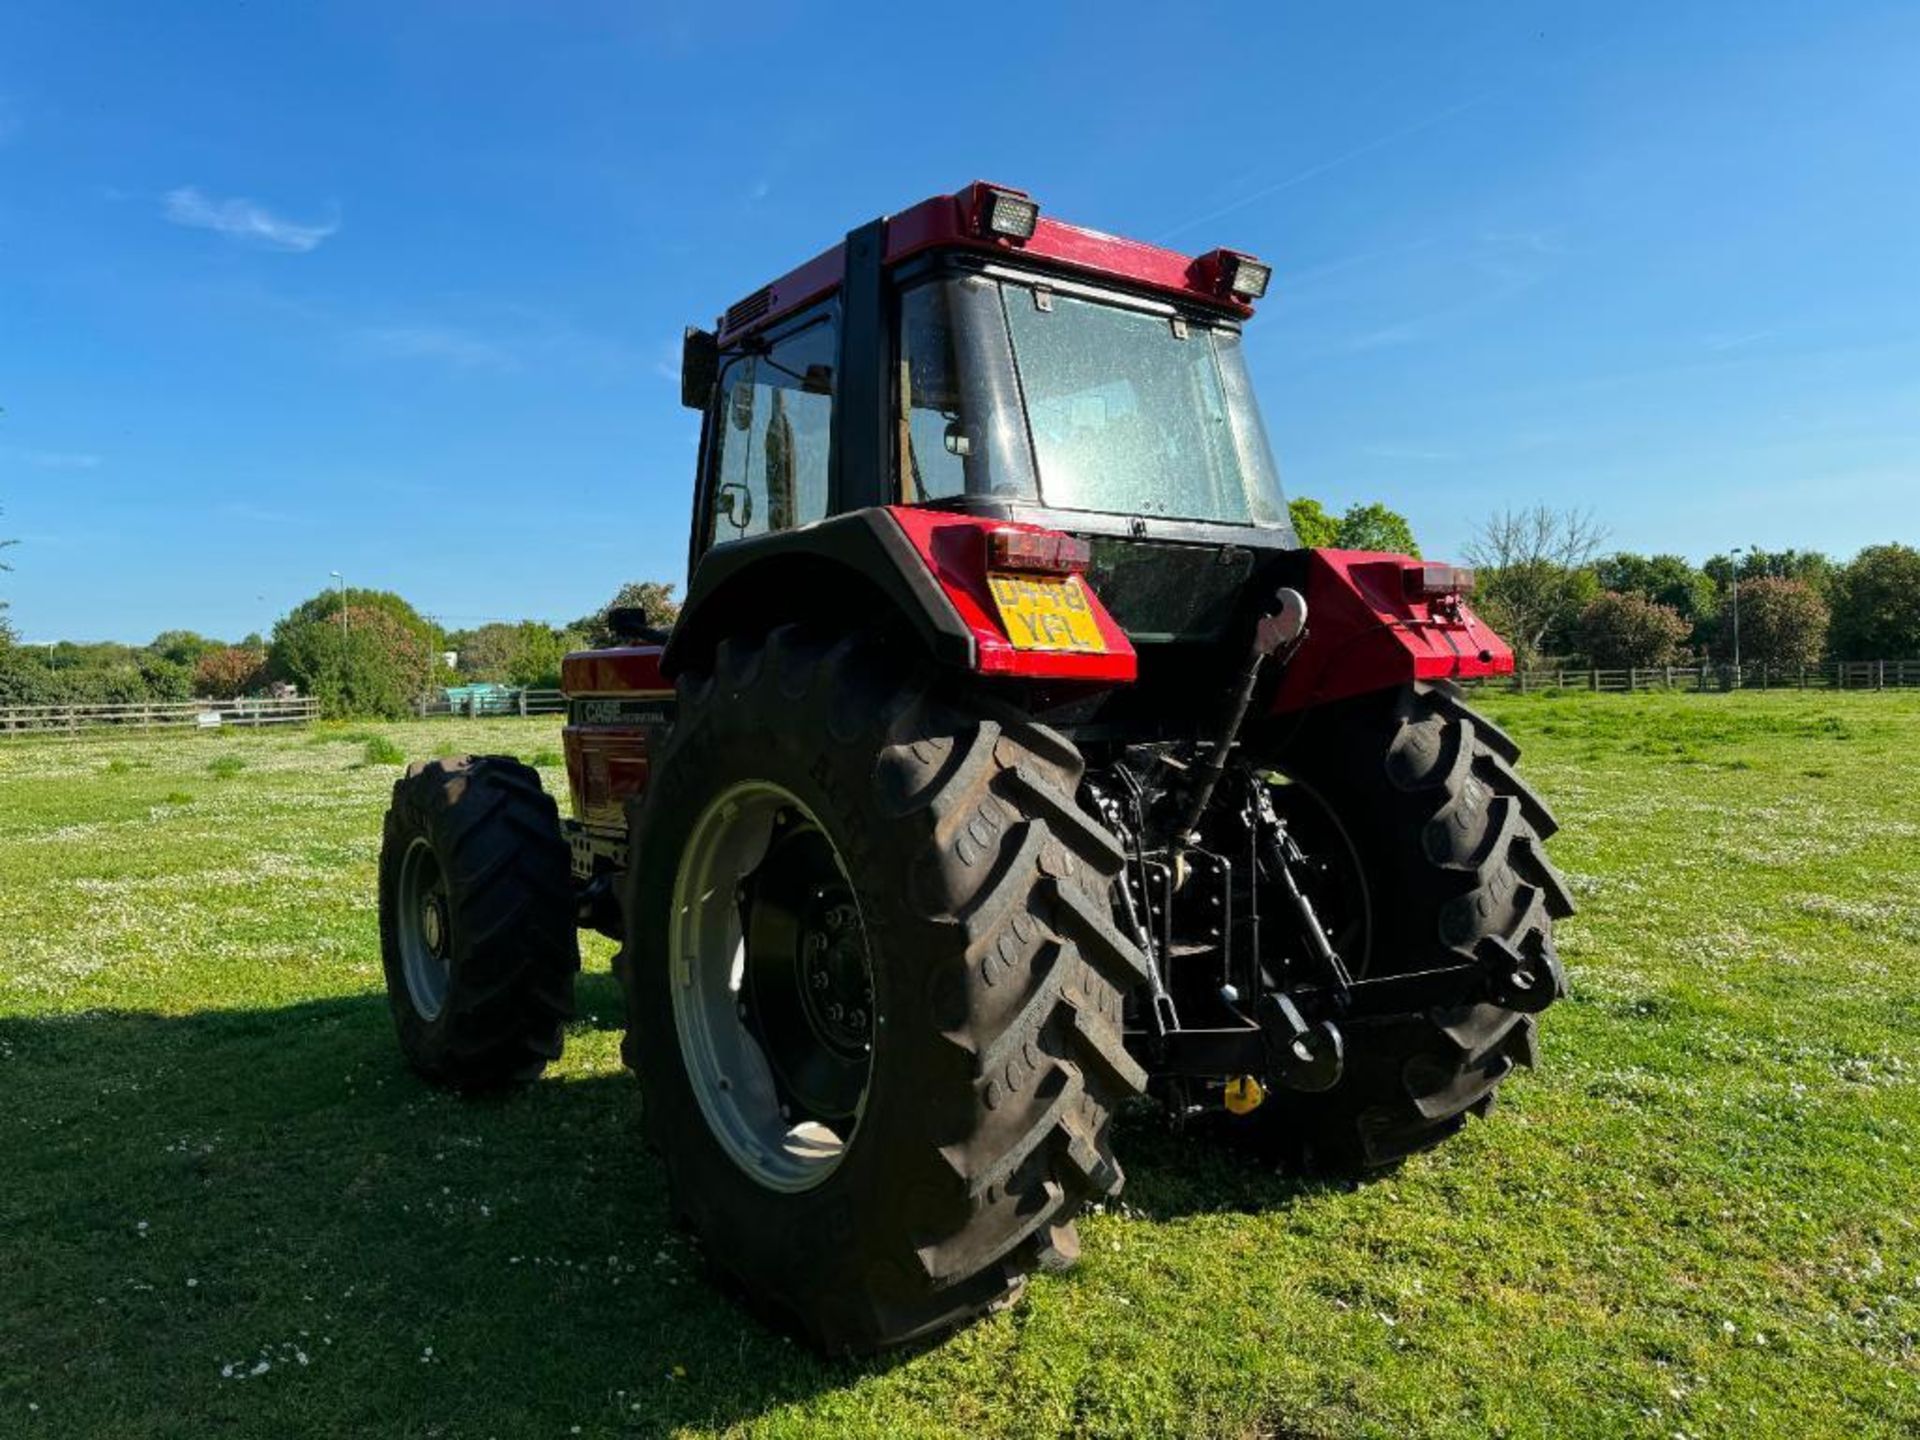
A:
620,625,1145,1354
377,755,579,1088
1252,682,1569,1171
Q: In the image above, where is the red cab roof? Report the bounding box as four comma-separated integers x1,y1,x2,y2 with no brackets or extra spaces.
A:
715,182,1261,343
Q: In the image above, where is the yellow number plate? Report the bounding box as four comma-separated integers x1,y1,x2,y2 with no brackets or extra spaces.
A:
986,573,1109,654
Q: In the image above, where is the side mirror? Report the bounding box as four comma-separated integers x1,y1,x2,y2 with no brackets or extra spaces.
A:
681,327,718,411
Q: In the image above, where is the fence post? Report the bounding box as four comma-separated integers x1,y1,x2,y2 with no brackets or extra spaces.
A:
518,690,529,717
1879,660,1887,690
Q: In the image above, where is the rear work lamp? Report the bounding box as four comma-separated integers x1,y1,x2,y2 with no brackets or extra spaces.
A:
971,184,1040,243
1223,254,1271,300
1191,248,1273,302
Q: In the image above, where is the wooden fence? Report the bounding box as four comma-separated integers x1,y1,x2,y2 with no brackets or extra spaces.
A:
10,664,1908,737
0,696,321,738
1471,660,1920,694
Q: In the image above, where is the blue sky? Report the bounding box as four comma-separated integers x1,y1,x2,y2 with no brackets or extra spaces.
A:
2,2,1915,644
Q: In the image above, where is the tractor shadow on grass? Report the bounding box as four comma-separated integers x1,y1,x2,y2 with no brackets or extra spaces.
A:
0,990,911,1434
0,983,1331,1434
1107,1102,1359,1220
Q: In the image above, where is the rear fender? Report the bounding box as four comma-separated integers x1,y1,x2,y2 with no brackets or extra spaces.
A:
663,507,1137,685
1270,549,1513,712
558,647,673,828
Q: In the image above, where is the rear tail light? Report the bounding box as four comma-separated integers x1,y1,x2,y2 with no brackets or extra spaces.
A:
1404,562,1476,599
989,528,1091,575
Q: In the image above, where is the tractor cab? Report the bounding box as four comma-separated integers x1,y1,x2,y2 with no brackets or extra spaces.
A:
684,183,1291,559
674,184,1319,663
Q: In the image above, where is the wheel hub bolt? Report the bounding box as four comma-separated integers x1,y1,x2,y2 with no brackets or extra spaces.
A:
421,898,446,955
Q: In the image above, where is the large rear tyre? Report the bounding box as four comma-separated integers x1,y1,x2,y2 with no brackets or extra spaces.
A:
1243,682,1574,1170
620,627,1148,1353
378,755,579,1087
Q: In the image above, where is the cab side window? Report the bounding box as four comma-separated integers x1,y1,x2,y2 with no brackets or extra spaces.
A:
708,312,836,545
900,283,968,502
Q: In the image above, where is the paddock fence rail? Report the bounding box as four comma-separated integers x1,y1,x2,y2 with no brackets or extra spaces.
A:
1468,660,1920,694
0,696,321,738
6,663,1916,739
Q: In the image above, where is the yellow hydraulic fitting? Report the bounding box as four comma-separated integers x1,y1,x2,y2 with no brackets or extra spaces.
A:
1223,1075,1266,1115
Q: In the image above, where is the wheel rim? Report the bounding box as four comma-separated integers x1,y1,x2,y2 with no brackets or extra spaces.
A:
1265,773,1376,978
397,836,453,1021
670,781,876,1192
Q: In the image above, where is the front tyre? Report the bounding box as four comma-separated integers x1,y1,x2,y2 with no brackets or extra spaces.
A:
377,755,580,1087
621,627,1148,1353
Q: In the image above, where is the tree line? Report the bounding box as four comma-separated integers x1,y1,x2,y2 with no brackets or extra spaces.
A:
0,571,682,719
3,494,1915,715
1453,505,1920,670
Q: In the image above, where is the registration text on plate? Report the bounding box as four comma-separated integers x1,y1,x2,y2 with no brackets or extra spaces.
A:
987,573,1109,654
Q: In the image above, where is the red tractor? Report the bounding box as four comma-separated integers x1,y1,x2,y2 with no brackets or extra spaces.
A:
377,183,1571,1353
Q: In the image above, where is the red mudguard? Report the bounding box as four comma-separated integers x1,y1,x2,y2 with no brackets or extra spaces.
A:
884,507,1138,684
558,646,673,827
1270,550,1514,712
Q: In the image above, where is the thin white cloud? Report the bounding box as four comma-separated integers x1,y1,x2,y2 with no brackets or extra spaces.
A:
1480,227,1569,258
651,336,681,383
1703,329,1777,353
1343,321,1426,353
216,501,304,525
4,448,102,471
1156,95,1491,244
164,186,340,253
1361,444,1457,463
358,325,518,371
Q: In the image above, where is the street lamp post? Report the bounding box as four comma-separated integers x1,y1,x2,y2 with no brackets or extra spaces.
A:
329,571,347,639
1729,546,1750,679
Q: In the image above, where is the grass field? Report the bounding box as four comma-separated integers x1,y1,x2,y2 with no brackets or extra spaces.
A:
2,692,1917,1438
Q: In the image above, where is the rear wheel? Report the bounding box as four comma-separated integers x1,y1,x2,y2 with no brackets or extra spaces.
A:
378,756,579,1087
620,626,1149,1353
1243,682,1574,1169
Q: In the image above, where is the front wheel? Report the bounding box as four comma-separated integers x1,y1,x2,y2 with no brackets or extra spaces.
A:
620,627,1148,1353
377,755,579,1087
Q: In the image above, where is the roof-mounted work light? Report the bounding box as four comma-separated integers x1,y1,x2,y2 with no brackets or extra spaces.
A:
1223,254,1271,300
967,183,1040,243
1191,248,1273,303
